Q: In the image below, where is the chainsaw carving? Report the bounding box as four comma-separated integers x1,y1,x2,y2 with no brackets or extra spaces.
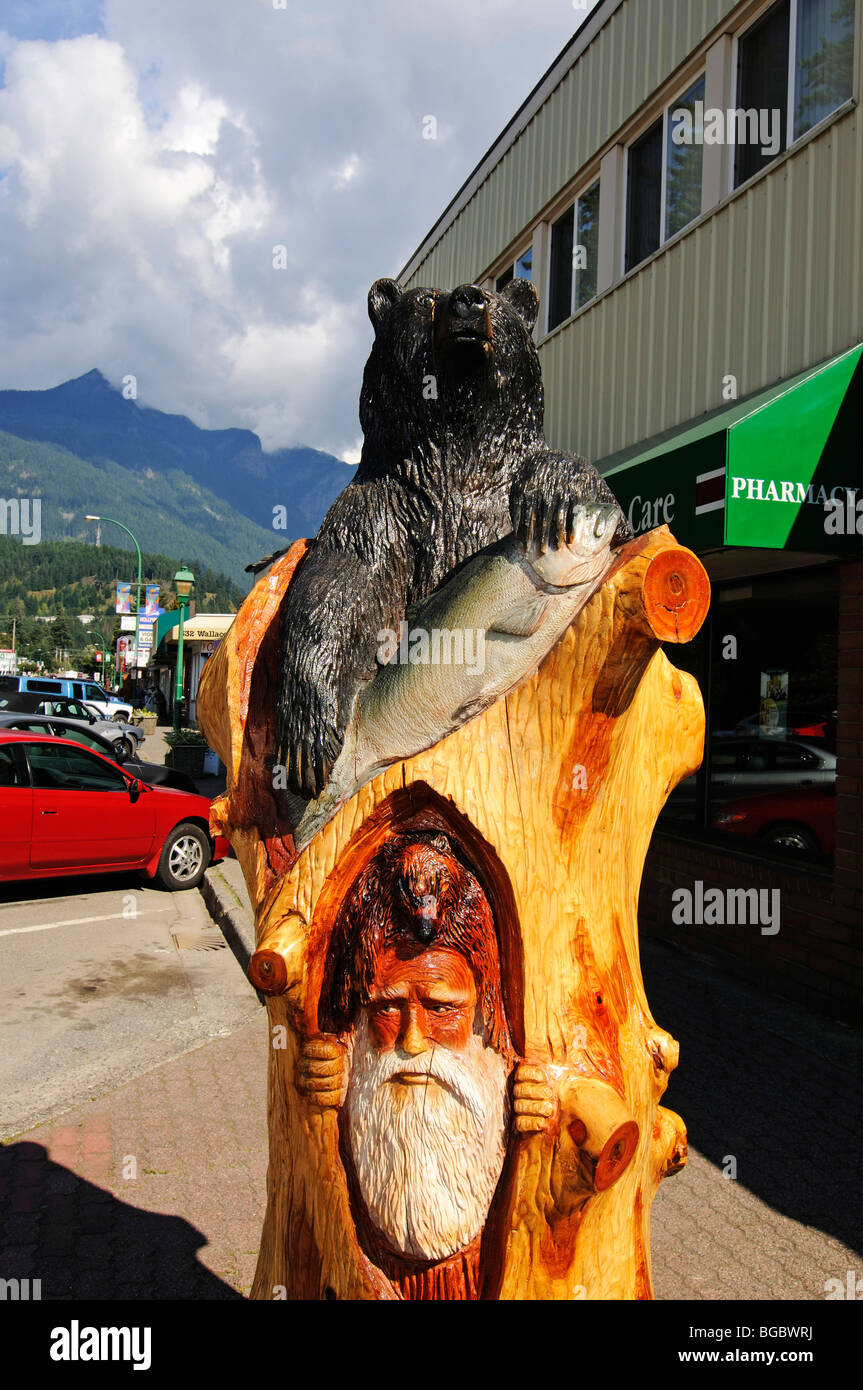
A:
197,277,709,1300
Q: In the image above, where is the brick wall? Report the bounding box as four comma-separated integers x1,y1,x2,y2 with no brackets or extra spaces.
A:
639,559,863,1025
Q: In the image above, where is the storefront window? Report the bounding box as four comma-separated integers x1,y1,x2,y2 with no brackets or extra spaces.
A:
660,564,838,864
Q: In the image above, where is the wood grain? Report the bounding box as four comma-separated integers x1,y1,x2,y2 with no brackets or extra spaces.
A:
197,525,708,1300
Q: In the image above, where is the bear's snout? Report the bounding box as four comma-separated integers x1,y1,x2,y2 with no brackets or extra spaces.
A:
435,284,492,352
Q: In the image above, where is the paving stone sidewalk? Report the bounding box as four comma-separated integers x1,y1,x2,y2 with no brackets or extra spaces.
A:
1,923,859,1299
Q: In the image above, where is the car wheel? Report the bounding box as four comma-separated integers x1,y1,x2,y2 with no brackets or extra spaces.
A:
155,822,210,890
114,736,134,760
760,823,820,854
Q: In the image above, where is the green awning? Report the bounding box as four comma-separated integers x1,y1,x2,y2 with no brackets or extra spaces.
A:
601,343,863,554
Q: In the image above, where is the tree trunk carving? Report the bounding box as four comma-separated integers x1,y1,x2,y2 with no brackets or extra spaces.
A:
197,523,708,1300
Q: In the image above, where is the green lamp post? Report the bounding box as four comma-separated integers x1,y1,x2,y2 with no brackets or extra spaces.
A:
86,515,142,679
172,564,195,734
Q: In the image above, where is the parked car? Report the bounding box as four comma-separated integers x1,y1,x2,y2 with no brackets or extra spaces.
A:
0,694,144,760
0,732,227,890
0,713,196,793
0,675,131,721
708,737,836,795
664,735,836,819
712,786,835,856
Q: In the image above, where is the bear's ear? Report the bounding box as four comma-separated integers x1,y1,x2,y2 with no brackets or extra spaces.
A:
368,278,401,332
499,277,539,331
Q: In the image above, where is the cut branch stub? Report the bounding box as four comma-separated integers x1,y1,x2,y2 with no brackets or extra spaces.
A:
640,545,710,643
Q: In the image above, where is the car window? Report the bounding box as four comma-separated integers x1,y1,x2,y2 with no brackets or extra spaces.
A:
26,680,62,694
85,685,106,701
0,746,23,787
47,700,90,720
52,726,108,753
27,744,128,792
772,744,818,770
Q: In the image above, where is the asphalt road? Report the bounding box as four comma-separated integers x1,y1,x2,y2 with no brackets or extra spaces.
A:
0,872,262,1140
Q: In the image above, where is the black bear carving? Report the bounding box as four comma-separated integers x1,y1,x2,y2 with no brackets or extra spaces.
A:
275,277,630,799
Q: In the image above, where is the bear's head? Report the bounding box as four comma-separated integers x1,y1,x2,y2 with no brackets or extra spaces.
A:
358,278,544,467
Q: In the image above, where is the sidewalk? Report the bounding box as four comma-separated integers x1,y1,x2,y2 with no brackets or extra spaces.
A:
2,844,859,1299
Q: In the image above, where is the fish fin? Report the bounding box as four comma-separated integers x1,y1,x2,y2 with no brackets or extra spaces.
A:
489,595,553,638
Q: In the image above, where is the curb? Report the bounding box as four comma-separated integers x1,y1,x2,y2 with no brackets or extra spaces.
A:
200,860,264,1003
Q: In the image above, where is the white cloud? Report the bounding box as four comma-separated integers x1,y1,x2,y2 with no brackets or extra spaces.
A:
0,1,600,457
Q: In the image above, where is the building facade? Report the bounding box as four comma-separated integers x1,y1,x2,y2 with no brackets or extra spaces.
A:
400,0,863,1020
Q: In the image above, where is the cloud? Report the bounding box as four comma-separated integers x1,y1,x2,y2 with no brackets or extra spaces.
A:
0,1,600,457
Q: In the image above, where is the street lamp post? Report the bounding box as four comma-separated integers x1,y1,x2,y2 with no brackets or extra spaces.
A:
86,515,142,686
172,564,195,734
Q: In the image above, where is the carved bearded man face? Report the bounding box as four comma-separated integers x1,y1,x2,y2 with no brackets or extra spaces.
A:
344,944,510,1263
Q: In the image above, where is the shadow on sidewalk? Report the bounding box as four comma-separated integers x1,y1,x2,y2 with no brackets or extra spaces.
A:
642,935,863,1257
0,1142,243,1300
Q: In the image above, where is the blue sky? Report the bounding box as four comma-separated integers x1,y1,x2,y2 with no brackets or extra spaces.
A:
0,0,603,458
1,0,105,43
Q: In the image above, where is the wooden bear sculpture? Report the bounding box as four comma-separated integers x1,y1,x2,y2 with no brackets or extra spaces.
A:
199,275,708,1299
198,522,708,1299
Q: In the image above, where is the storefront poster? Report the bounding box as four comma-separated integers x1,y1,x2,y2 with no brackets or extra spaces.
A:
759,670,788,738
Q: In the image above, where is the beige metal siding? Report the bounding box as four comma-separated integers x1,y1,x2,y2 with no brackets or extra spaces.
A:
404,0,738,290
538,106,863,464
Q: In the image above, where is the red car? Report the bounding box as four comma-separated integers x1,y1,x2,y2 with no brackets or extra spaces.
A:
0,732,228,890
712,785,835,856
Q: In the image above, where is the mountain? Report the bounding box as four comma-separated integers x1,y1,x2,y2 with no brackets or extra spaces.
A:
0,370,356,536
0,428,282,589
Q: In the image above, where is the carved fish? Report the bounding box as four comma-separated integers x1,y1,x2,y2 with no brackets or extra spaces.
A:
286,502,620,849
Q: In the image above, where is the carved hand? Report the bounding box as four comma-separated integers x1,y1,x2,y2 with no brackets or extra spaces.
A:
295,1037,348,1108
512,1062,557,1134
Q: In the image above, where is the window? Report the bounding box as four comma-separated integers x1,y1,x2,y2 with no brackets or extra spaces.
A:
660,566,838,865
626,76,706,273
27,743,128,792
495,245,532,292
547,179,600,332
51,725,110,754
795,0,855,137
0,746,23,787
734,0,855,188
665,78,706,239
626,120,663,271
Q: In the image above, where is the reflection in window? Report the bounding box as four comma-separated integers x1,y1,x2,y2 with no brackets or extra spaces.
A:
548,180,600,331
575,181,600,310
28,743,128,792
0,747,21,787
515,247,533,281
495,246,532,293
665,76,705,240
734,0,855,187
659,566,838,864
795,0,855,138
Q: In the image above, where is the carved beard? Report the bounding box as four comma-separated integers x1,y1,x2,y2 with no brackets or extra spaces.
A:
345,1012,510,1264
